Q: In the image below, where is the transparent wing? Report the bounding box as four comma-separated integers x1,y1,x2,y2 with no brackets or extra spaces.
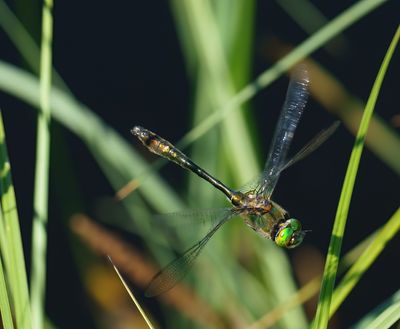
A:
154,208,233,250
237,173,263,193
154,208,232,229
258,66,309,198
145,211,234,297
278,121,340,172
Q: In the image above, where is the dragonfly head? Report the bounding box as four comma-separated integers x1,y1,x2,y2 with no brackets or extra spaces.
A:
274,218,305,249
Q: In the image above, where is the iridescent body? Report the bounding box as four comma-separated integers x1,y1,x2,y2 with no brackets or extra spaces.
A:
132,67,339,296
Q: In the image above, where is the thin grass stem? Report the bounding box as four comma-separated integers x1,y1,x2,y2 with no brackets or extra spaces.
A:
30,0,54,328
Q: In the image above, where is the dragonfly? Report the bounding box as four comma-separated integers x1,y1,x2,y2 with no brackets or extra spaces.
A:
131,67,339,297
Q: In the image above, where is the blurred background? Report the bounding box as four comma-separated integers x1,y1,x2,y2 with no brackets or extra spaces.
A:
0,0,399,328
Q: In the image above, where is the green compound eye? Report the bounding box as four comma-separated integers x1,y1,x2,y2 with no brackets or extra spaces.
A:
275,227,294,247
274,218,305,248
289,218,301,231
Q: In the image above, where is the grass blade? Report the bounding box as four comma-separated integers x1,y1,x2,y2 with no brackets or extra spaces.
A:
0,110,31,328
311,25,400,329
350,290,400,329
108,256,155,329
0,228,14,329
30,0,54,328
276,0,350,57
330,207,400,316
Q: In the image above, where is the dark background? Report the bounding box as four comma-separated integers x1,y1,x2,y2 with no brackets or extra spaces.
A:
0,0,399,328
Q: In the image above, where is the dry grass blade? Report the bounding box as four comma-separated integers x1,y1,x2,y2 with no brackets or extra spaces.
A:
108,256,155,329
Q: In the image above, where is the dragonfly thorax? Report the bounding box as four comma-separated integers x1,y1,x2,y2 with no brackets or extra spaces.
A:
230,191,272,211
233,194,305,248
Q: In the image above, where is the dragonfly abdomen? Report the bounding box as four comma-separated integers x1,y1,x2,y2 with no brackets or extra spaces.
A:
132,126,191,167
132,126,237,200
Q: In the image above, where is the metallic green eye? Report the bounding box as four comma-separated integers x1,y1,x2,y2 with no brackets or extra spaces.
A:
275,227,294,247
275,218,305,248
289,218,301,231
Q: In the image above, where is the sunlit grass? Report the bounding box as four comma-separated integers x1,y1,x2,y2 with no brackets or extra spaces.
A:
0,111,31,329
312,25,400,329
0,252,14,329
330,207,400,317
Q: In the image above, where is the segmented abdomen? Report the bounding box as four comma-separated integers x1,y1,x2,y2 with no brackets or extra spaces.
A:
131,126,192,169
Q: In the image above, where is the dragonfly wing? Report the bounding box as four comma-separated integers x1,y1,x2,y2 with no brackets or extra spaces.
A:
278,121,340,172
145,211,234,297
153,208,234,250
259,66,310,198
154,208,232,229
237,173,263,193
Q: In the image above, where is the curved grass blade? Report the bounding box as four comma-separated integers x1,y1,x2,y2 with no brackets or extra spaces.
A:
276,0,350,57
330,207,400,317
350,289,400,329
311,25,400,329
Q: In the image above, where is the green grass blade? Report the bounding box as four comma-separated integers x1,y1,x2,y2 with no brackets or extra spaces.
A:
0,111,31,329
311,25,400,329
276,0,349,57
0,0,40,73
362,304,400,329
0,244,14,329
30,1,53,328
176,0,259,182
330,207,400,317
177,0,389,149
350,290,400,329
